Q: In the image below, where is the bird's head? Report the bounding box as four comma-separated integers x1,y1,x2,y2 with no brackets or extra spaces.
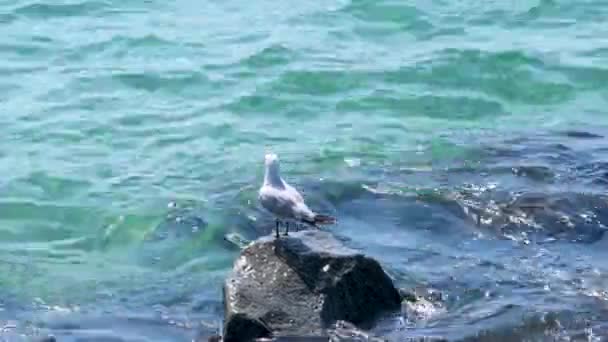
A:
264,153,279,168
263,153,282,183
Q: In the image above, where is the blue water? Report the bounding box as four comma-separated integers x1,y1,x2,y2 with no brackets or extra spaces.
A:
2,0,608,340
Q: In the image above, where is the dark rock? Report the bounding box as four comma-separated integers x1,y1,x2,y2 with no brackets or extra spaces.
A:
223,230,401,342
208,336,222,342
223,313,272,342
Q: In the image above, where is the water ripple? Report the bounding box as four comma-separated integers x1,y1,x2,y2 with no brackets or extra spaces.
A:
13,1,110,19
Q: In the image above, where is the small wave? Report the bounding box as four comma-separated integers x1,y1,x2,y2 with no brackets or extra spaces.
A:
0,65,47,76
336,93,505,120
241,44,295,69
552,63,608,91
85,33,175,51
270,69,372,96
421,27,467,40
223,94,293,114
0,12,17,24
558,130,604,139
0,42,52,58
336,0,436,41
114,72,203,92
60,34,201,74
527,0,608,24
341,0,429,25
13,1,110,19
574,161,608,186
583,47,608,58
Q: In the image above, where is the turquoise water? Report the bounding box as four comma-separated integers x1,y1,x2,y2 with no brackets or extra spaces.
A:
2,0,608,340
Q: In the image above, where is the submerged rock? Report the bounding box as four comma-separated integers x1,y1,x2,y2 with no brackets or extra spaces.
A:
222,230,401,342
223,232,251,250
328,320,387,341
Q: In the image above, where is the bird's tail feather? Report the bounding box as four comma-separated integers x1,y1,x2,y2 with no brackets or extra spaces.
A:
302,214,336,226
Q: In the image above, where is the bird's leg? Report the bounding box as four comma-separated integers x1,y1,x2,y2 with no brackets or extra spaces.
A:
284,221,289,236
275,219,280,238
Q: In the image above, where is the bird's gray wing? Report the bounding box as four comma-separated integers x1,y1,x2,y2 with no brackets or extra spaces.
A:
258,185,298,219
284,182,305,203
259,185,314,220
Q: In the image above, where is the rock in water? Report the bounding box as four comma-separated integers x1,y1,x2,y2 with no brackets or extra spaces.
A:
223,230,401,342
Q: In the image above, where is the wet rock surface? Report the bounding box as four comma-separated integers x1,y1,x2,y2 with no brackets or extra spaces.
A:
222,230,401,342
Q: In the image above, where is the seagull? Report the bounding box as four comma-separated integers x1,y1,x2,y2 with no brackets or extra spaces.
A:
258,153,336,238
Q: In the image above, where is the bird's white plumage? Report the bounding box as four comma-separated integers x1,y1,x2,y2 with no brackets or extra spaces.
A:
258,153,316,222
